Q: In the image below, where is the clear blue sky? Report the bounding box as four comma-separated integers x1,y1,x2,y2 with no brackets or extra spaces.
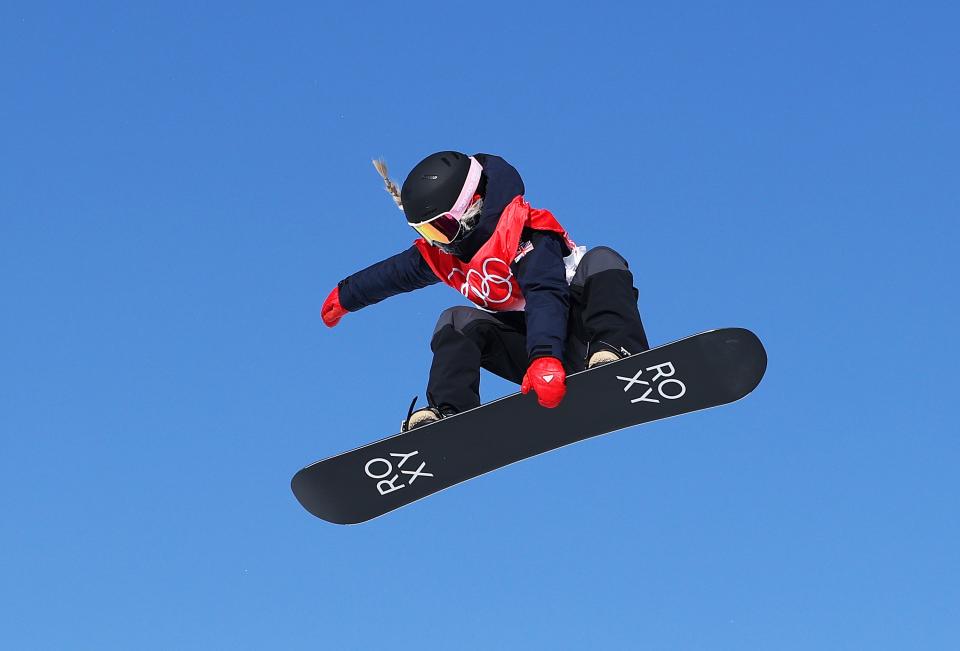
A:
2,1,957,649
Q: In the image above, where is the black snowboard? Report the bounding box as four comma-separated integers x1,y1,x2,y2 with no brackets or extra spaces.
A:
292,327,766,524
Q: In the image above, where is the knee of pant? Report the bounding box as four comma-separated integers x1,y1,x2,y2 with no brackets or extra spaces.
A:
573,246,631,285
434,306,489,336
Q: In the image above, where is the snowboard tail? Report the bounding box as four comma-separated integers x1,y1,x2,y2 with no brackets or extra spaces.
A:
292,327,766,524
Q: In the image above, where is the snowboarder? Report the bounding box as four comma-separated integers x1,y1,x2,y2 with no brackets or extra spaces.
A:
320,151,650,431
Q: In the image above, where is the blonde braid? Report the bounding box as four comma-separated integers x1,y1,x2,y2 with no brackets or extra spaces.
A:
372,158,404,211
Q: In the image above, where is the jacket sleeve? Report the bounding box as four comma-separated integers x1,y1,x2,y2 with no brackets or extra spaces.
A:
337,245,440,312
514,230,570,361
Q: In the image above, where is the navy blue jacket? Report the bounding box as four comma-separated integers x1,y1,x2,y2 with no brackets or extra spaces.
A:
338,154,570,361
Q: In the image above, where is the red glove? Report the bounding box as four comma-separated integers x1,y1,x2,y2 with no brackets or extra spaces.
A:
521,356,567,408
321,286,348,328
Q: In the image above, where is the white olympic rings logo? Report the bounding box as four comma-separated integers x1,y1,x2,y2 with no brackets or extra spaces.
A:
448,257,514,308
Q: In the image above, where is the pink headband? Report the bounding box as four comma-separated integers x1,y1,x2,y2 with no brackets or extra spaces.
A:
446,156,483,218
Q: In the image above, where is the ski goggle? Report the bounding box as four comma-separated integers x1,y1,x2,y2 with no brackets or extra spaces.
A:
409,156,483,245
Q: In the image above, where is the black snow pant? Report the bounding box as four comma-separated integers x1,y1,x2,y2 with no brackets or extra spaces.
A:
425,246,650,413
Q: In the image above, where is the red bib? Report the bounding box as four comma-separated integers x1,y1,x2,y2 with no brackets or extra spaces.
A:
414,196,575,312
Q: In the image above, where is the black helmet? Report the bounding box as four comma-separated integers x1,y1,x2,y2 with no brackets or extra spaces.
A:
401,151,472,224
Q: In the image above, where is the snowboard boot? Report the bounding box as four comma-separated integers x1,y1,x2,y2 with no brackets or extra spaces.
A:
401,397,458,432
404,407,441,431
587,341,633,369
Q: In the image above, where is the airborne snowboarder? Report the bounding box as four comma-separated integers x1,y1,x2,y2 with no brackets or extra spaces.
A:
320,151,651,429
296,150,766,524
